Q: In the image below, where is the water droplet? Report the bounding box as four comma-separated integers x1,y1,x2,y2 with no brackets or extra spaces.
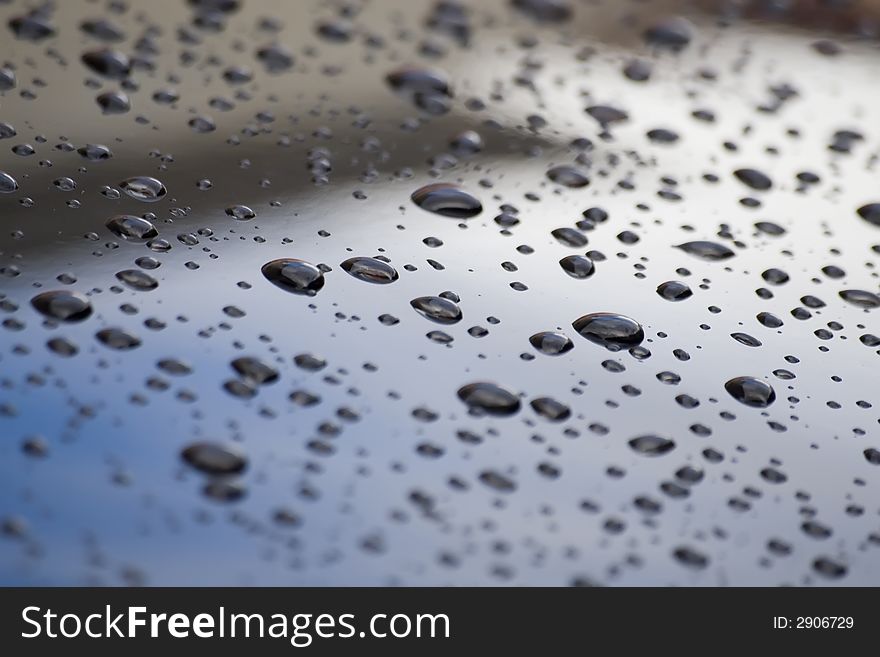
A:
551,227,588,247
725,376,776,407
730,332,762,347
839,289,879,309
81,48,131,79
458,382,520,416
675,241,735,261
341,257,399,284
656,281,692,301
546,165,589,188
119,176,167,202
411,296,462,323
0,171,18,193
262,258,325,296
812,557,847,579
572,312,644,350
96,90,130,114
106,215,159,241
644,16,693,52
225,204,255,220
257,43,294,73
733,168,773,191
76,144,113,162
31,291,92,322
411,183,482,218
479,470,516,492
863,448,880,465
231,357,279,385
530,396,571,421
672,546,708,569
96,328,141,350
115,269,158,291
856,203,880,227
559,254,594,279
628,434,676,456
181,442,247,475
529,331,574,355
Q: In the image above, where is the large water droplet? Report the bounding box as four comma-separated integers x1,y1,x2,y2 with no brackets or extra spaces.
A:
733,168,772,191
262,258,325,296
559,254,594,279
656,280,692,301
675,241,735,261
106,215,158,241
411,183,482,218
572,312,644,350
31,291,92,322
838,289,879,309
225,204,255,220
115,269,158,291
95,328,142,350
81,48,131,79
628,434,676,456
0,171,18,193
119,176,167,202
725,376,776,407
529,331,574,355
457,382,521,416
546,165,589,188
411,295,462,323
231,357,279,385
341,257,399,284
181,442,247,475
856,203,880,227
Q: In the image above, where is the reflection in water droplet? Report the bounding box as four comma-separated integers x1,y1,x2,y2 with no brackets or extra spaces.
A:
546,165,589,188
81,47,130,79
530,396,571,421
529,331,573,355
119,176,167,202
116,269,159,291
733,168,773,191
673,546,708,569
675,241,735,261
341,257,399,284
181,442,247,475
231,357,279,385
97,90,130,114
725,376,776,407
730,332,762,347
839,289,879,309
411,296,462,323
628,434,676,456
262,258,325,296
106,215,159,241
656,280,692,301
856,203,880,227
479,470,516,492
572,312,644,350
458,382,520,416
559,254,594,279
551,227,588,247
31,291,92,322
225,204,255,220
411,183,482,218
95,328,142,350
0,171,18,193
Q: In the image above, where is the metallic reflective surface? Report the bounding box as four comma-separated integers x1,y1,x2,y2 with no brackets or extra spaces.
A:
1,0,880,585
